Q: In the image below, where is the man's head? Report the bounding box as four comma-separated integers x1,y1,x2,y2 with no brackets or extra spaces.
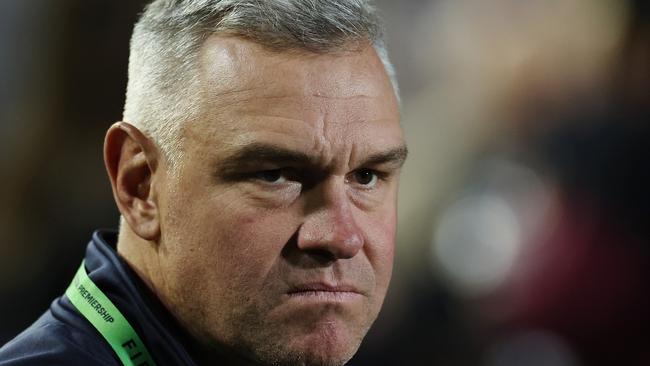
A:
104,1,406,365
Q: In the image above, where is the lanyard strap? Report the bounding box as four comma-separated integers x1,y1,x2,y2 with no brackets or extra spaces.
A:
65,261,157,366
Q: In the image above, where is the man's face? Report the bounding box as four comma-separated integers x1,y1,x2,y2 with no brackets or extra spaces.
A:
154,36,405,365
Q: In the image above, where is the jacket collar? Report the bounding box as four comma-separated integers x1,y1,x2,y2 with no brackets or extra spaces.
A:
83,230,198,366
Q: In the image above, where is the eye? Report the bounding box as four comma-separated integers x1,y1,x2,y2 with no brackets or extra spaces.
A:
352,169,378,188
254,169,288,184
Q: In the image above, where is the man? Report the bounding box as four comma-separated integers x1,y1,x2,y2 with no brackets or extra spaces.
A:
0,0,406,365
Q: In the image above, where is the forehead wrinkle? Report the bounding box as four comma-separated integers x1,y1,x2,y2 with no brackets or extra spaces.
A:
215,85,379,112
242,108,398,173
311,93,376,100
300,109,330,169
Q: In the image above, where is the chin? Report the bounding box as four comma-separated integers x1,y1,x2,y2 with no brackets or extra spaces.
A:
245,321,364,366
260,348,354,366
286,323,363,366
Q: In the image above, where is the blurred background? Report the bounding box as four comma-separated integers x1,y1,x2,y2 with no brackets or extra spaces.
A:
1,0,648,365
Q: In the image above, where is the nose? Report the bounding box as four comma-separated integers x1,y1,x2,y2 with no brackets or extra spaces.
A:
297,182,364,260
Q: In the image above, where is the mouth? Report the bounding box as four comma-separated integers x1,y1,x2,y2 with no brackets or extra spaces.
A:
287,283,362,302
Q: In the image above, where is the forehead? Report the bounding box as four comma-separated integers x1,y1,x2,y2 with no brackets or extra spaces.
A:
198,35,396,102
188,35,402,162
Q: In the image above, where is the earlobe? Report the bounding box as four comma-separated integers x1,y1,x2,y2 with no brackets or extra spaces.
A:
104,122,161,241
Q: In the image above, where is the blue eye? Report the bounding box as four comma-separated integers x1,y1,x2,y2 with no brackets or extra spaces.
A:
254,170,287,184
354,169,378,187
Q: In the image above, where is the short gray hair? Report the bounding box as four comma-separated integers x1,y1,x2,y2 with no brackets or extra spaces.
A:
123,0,399,168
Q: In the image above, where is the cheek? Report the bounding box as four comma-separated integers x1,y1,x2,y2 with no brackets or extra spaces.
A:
235,210,299,245
160,192,301,309
362,208,397,287
172,202,299,286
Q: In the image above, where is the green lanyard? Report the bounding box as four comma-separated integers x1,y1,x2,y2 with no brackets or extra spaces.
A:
65,261,157,366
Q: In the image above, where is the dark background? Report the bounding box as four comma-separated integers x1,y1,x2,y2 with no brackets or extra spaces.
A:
1,1,648,365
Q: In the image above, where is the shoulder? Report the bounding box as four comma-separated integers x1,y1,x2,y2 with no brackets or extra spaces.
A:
0,302,118,366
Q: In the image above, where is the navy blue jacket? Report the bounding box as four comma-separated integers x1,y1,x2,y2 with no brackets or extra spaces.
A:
0,230,199,365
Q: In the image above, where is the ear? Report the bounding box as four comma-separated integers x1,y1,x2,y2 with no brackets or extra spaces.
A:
104,122,161,241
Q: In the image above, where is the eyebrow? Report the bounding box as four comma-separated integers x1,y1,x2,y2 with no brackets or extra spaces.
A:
363,146,409,168
217,142,408,174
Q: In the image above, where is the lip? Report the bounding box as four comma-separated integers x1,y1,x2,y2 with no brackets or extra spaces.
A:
287,283,362,302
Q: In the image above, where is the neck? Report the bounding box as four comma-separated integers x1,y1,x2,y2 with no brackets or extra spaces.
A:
116,223,161,301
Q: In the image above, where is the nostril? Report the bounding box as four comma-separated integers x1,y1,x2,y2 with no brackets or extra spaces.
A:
304,248,336,264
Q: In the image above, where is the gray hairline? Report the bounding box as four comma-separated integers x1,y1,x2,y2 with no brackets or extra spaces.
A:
123,2,400,172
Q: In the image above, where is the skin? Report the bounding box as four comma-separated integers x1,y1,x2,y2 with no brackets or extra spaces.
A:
104,35,406,366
